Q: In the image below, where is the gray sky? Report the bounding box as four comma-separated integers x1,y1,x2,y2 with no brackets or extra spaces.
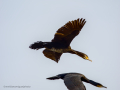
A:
0,0,120,90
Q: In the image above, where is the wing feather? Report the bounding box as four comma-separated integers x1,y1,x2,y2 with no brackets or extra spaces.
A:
52,18,86,46
43,49,62,63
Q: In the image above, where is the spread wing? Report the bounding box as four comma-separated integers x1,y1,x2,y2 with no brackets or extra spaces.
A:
43,49,62,63
52,18,86,47
64,74,86,90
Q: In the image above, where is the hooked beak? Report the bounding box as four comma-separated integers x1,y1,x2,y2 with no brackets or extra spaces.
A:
103,86,107,88
86,57,92,62
96,85,107,88
87,59,92,62
85,56,92,62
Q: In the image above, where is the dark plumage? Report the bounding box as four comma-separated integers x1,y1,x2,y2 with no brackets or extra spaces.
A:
47,73,107,90
29,18,92,63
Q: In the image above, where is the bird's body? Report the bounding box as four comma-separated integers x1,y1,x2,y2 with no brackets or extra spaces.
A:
47,47,71,53
47,73,107,90
29,18,92,63
43,42,71,53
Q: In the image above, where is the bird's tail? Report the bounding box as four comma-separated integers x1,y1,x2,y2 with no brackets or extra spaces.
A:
47,76,60,80
47,73,67,80
29,41,49,50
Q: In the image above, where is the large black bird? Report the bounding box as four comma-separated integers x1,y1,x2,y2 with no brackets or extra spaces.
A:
29,18,92,63
47,73,107,90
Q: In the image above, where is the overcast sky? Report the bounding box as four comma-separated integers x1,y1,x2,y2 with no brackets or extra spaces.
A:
0,0,120,90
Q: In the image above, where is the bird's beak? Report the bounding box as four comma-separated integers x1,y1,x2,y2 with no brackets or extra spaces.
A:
103,86,107,88
97,85,107,88
85,57,92,62
87,59,92,62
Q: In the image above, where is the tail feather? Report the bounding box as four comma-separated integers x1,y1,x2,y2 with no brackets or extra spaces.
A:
47,73,67,80
47,76,60,80
29,41,46,50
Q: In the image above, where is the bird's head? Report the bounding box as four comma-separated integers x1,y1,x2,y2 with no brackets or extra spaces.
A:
83,54,92,62
89,80,107,88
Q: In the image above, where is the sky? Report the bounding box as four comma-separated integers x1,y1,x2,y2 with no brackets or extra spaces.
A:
0,0,120,90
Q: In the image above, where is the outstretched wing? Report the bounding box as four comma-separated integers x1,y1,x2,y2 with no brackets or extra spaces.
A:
52,18,86,47
43,49,62,63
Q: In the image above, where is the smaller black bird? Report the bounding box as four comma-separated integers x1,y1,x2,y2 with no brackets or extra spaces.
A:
47,73,107,90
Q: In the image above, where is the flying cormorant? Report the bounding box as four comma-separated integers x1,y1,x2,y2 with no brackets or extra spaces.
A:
47,73,107,90
29,18,92,63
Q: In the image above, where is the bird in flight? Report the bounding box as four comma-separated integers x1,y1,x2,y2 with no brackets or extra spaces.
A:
29,18,92,63
47,73,107,90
